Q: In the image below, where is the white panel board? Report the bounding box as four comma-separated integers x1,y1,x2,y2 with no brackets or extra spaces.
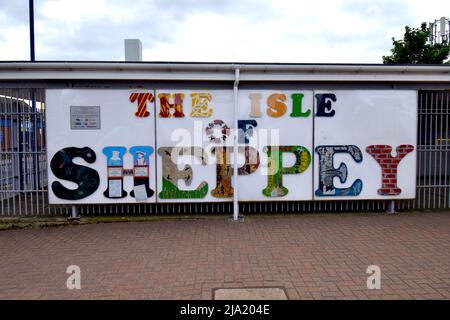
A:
46,88,418,205
155,89,234,202
46,89,157,204
313,90,417,200
237,90,314,201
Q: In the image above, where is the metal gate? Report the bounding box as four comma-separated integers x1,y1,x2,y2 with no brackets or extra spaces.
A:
1,89,449,216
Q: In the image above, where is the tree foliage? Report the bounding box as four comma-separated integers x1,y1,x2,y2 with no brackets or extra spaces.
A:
383,23,450,64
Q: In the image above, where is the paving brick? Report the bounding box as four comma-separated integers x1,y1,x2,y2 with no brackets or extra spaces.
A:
0,211,449,300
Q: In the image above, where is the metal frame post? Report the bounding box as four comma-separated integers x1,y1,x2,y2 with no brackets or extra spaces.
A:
387,200,396,214
29,0,39,191
70,205,80,220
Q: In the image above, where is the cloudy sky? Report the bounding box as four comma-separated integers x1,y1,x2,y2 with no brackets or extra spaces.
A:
0,0,449,63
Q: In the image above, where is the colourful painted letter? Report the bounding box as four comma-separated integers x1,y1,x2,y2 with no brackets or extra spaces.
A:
249,93,263,117
238,120,258,144
129,92,154,118
262,146,311,197
50,147,100,200
315,93,336,117
315,145,363,196
103,146,127,198
290,93,311,117
158,93,185,118
129,146,154,199
211,146,260,198
158,147,208,199
190,93,213,117
267,93,287,118
366,144,414,195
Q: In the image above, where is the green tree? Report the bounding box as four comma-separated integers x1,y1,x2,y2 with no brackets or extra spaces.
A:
383,22,450,64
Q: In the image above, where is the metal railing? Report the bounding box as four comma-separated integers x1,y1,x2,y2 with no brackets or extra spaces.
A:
0,89,449,216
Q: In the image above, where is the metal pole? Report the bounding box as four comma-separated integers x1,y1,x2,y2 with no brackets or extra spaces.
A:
29,0,38,190
387,200,396,214
71,205,79,220
233,68,240,221
17,112,24,191
29,0,35,61
30,90,38,189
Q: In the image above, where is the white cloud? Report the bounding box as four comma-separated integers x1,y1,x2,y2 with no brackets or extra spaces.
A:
0,0,449,63
0,25,29,60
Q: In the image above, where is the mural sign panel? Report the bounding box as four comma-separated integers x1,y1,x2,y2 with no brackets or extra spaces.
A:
237,90,314,201
46,89,157,204
313,90,417,200
46,88,417,204
155,89,233,202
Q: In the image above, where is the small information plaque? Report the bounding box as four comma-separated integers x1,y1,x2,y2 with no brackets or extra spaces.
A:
70,106,101,130
108,167,123,177
133,185,148,202
134,167,149,177
108,180,123,198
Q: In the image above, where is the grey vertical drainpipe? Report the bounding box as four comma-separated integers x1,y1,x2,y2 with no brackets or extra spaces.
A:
233,68,240,221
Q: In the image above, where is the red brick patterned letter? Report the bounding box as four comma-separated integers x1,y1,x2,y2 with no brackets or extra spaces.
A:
366,145,414,195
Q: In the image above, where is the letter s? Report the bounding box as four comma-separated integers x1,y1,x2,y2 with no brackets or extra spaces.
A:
50,147,100,200
267,93,287,117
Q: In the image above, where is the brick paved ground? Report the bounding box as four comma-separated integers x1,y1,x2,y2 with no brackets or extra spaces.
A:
0,211,449,300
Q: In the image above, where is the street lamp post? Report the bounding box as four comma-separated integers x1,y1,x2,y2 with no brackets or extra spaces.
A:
29,0,35,61
28,0,40,192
